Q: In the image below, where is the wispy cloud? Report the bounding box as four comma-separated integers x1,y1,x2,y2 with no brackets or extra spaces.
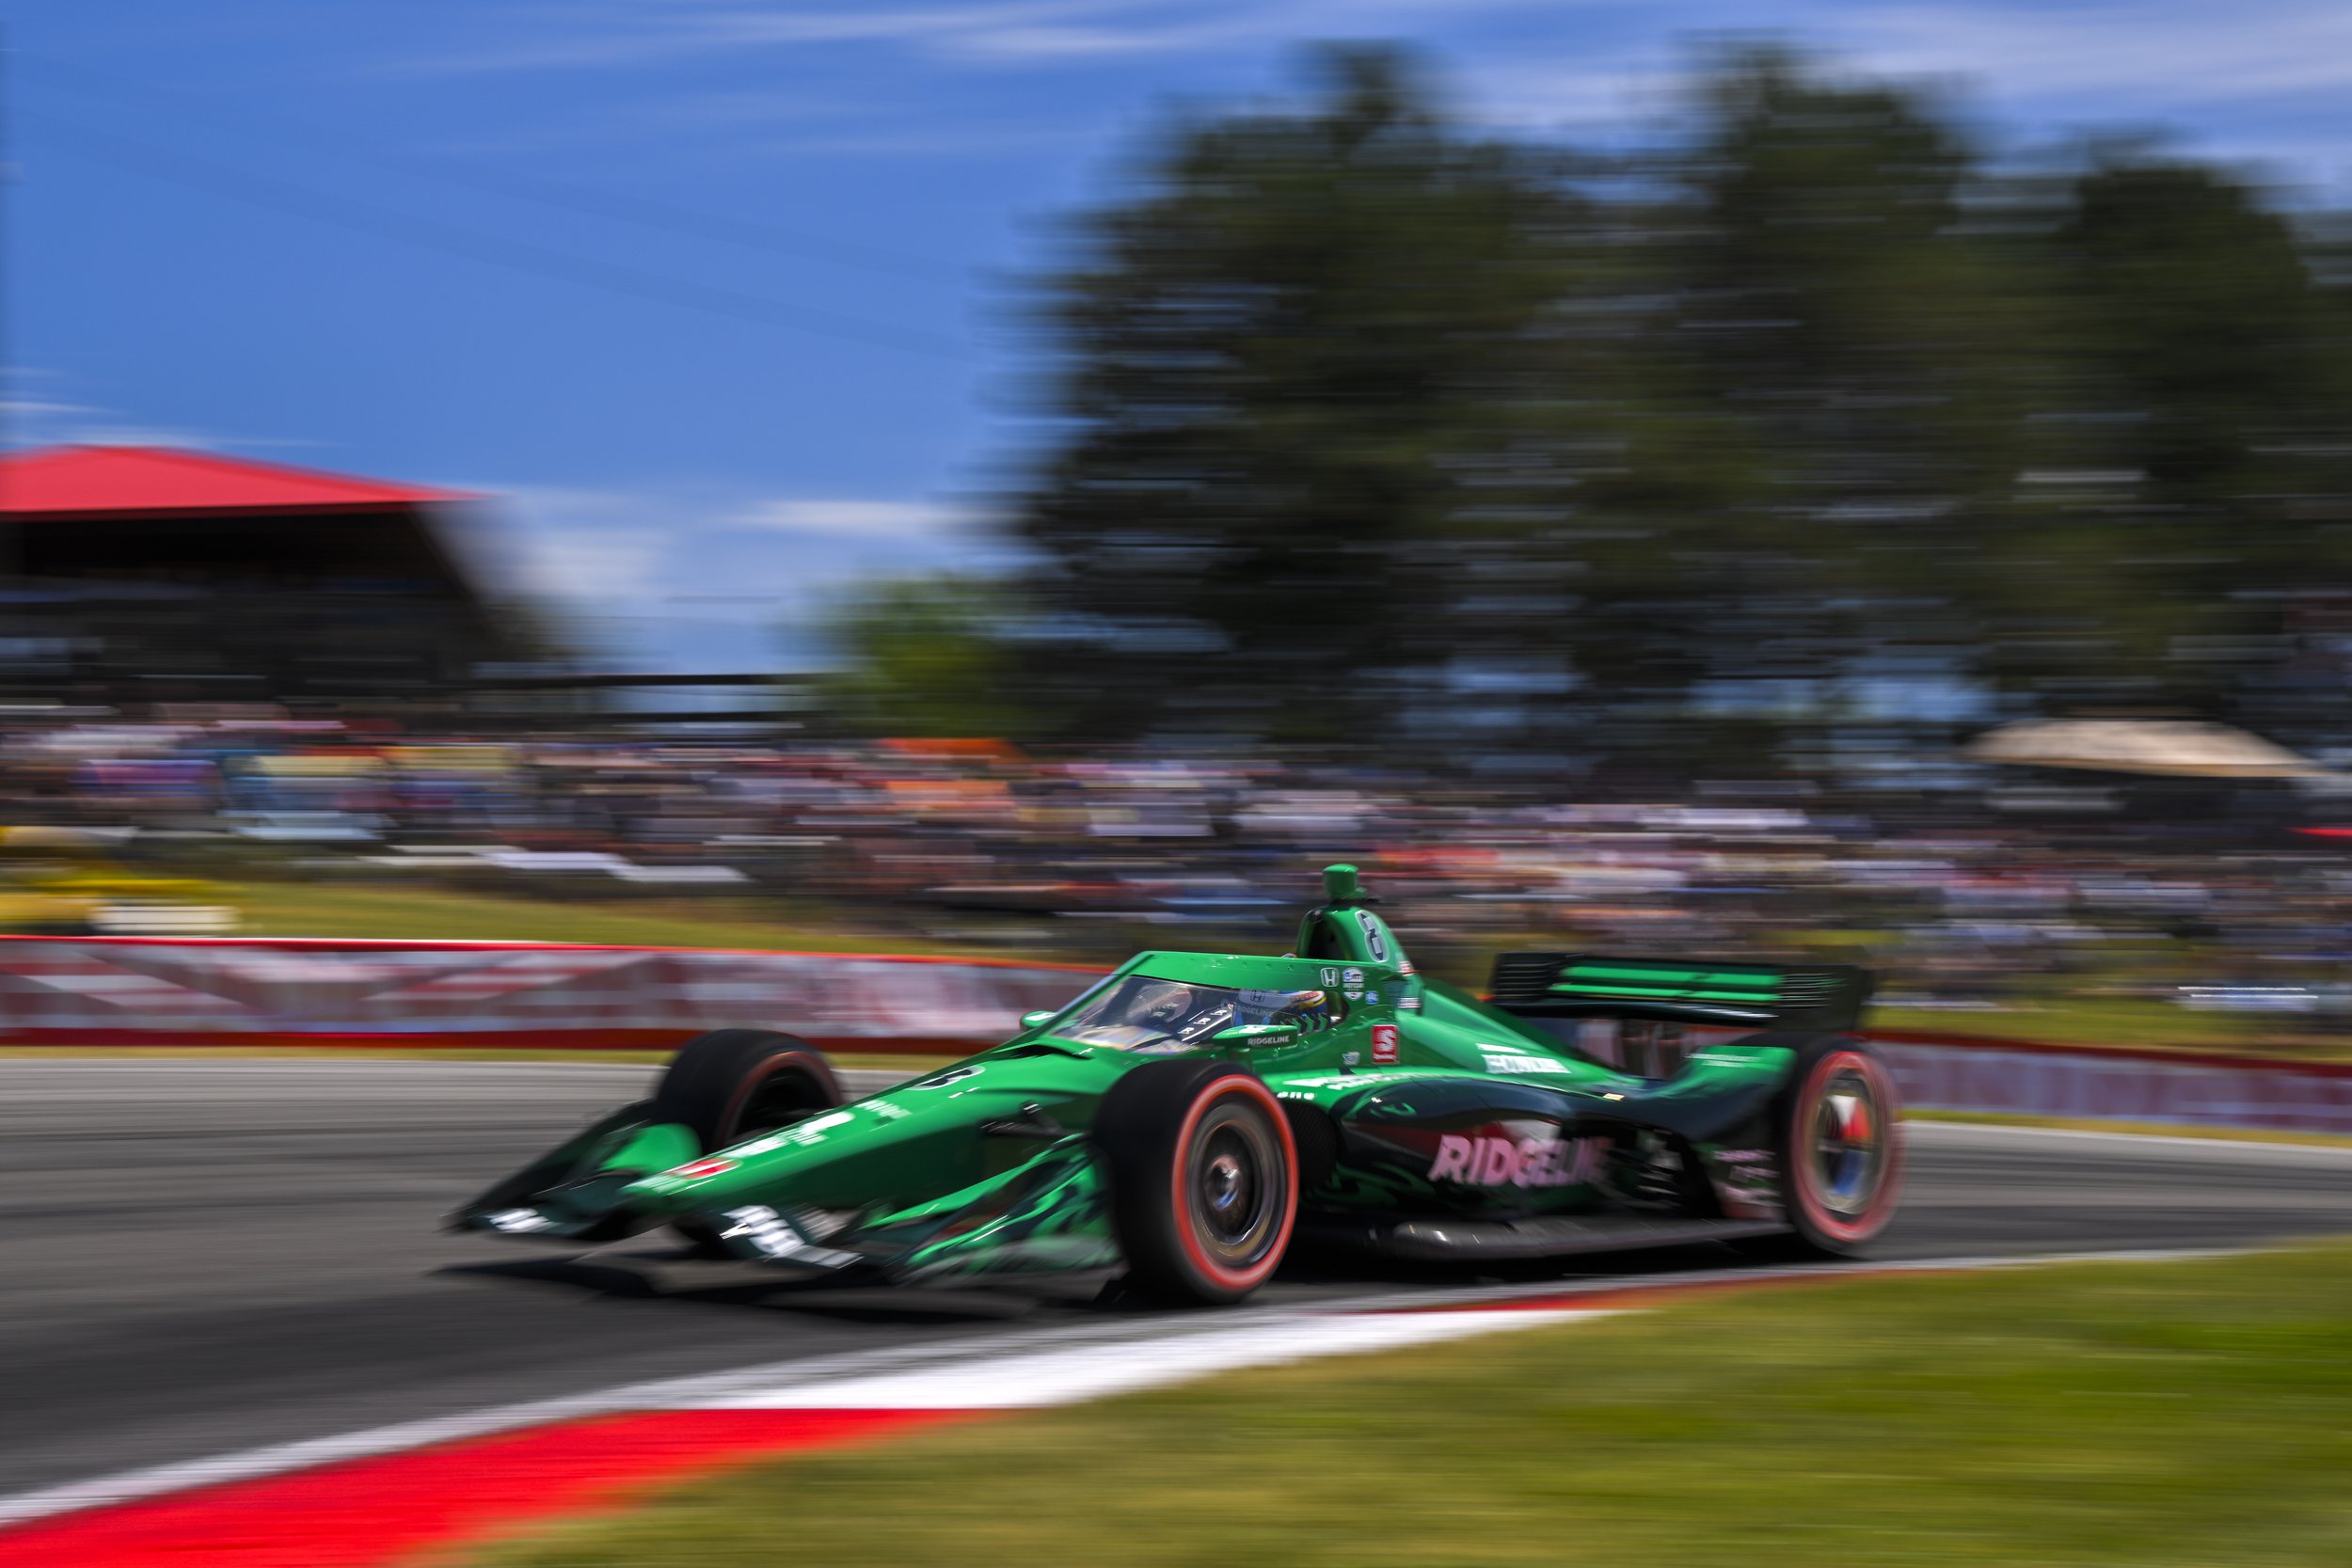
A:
481,484,676,602
734,497,972,539
1835,1,2352,107
1464,2,2352,185
2,370,324,454
406,1,1146,76
464,479,1015,667
405,0,1575,76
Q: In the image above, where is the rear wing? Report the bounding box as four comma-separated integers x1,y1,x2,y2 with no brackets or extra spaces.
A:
1486,952,1872,1032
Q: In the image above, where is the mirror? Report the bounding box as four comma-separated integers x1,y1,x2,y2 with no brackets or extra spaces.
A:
1020,1010,1057,1030
1211,1022,1302,1049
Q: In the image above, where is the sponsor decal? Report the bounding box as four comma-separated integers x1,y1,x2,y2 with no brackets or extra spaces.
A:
666,1156,739,1179
1342,1051,1361,1068
1398,994,1422,1012
1479,1048,1569,1075
866,1100,911,1121
1427,1132,1602,1188
1355,913,1390,962
1321,966,1343,989
1707,1149,1782,1219
1279,1069,1425,1090
1372,1023,1400,1065
1363,990,1381,1006
716,1205,862,1268
485,1208,551,1233
1396,958,1415,975
774,1108,857,1147
908,1066,983,1091
718,1205,801,1256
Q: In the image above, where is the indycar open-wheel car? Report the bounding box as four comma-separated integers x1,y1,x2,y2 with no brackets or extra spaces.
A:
456,864,1903,1305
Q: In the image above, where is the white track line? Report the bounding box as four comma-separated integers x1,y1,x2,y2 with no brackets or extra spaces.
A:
693,1307,1616,1410
0,1243,2250,1531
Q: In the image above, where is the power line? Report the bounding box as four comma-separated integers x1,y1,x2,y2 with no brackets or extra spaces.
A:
27,52,968,286
25,108,972,362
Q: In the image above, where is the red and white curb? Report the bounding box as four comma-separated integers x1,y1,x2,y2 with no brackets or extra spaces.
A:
0,1248,2227,1567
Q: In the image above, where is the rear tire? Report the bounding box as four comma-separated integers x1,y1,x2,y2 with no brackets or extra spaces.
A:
652,1028,845,1153
1095,1059,1298,1307
1742,1034,1903,1259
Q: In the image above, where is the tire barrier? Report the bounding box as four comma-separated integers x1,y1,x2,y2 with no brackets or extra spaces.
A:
0,936,1100,1054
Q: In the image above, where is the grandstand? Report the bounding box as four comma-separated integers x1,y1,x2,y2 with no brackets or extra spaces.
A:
0,444,532,712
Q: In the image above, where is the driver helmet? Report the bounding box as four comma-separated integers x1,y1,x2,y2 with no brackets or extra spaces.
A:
1133,981,1200,1029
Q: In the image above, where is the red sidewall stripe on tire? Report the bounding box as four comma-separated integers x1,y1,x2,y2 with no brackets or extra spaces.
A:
719,1051,824,1141
1792,1048,1905,1245
1168,1075,1298,1292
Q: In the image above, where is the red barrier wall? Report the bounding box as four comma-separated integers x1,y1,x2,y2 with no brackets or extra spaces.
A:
5,936,2345,1129
0,935,1099,1055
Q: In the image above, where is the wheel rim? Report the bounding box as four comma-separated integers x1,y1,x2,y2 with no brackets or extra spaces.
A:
1185,1103,1282,1273
1806,1062,1889,1218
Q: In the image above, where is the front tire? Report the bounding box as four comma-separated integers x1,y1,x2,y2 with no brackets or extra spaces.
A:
1095,1059,1298,1307
652,1028,844,1153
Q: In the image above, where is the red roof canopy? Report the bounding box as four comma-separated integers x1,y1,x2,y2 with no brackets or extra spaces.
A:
0,445,471,518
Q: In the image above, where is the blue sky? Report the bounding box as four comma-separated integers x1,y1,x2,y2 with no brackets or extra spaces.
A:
10,1,2352,670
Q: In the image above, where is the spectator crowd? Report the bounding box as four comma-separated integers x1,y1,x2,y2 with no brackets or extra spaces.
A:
6,705,2351,1029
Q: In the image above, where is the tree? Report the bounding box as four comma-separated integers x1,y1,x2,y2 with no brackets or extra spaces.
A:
816,575,1031,739
1010,46,1585,747
2001,156,2352,733
1000,41,2352,768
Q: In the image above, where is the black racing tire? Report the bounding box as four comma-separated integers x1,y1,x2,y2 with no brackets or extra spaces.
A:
1739,1033,1903,1259
1095,1058,1299,1307
651,1028,845,1153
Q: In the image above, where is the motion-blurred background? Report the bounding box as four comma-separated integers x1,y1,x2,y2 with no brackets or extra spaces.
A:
6,4,2352,1053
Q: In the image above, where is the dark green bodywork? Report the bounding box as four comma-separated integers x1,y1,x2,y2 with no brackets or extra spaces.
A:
456,865,1847,1283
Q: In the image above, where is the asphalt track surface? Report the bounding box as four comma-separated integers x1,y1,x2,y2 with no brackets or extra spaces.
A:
7,1058,2352,1501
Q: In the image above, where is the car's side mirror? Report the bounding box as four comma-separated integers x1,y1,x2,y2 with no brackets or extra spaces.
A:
1211,1022,1302,1050
1020,1010,1057,1030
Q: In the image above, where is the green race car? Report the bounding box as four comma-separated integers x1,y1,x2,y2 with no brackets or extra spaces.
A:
456,864,1902,1305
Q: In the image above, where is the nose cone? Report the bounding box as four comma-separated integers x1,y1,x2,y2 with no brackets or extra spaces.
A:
621,1103,887,1212
618,1060,1071,1215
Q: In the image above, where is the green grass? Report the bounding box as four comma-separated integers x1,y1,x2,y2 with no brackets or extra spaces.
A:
1876,994,2352,1062
474,1244,2352,1567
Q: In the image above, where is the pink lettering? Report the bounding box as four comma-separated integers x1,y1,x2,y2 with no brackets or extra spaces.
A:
1430,1132,1601,1187
1515,1137,1558,1187
1428,1134,1474,1182
1478,1138,1519,1184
